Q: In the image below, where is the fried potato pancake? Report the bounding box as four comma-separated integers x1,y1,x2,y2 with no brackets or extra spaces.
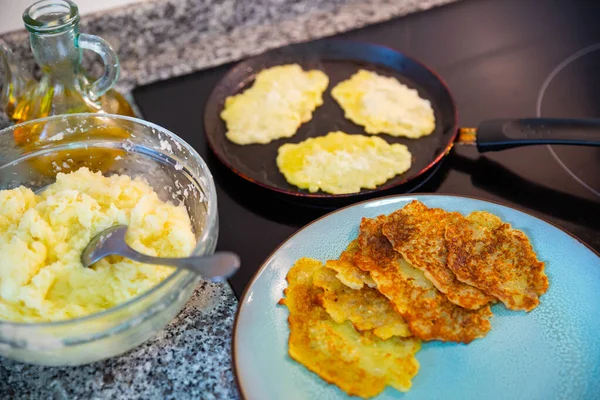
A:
279,258,421,398
382,200,495,310
445,211,549,312
277,131,412,194
354,216,493,343
221,64,328,145
331,69,435,138
314,263,412,339
324,240,377,289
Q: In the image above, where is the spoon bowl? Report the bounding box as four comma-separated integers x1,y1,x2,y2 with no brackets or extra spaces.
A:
82,225,240,282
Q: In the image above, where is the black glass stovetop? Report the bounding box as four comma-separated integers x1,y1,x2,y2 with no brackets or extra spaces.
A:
133,0,600,298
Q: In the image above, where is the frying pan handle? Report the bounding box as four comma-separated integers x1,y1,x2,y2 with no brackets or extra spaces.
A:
476,118,600,152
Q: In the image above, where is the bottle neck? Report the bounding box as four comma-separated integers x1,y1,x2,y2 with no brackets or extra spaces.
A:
24,0,82,81
29,27,82,78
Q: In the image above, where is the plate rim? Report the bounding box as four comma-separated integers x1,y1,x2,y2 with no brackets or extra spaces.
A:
231,192,600,400
203,38,460,199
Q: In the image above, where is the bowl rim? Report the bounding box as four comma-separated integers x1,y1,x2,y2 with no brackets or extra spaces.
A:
0,113,218,328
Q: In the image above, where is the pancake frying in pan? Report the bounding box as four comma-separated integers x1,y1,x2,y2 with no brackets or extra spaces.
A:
205,40,600,206
204,40,458,204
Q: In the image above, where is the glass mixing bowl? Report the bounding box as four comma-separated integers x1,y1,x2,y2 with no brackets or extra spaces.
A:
0,113,218,366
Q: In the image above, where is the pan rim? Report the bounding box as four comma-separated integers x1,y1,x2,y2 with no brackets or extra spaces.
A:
203,38,459,199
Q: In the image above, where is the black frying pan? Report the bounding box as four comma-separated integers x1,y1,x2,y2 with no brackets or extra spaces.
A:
204,40,600,203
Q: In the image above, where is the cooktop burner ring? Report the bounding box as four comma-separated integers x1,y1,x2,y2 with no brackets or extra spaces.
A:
536,42,600,199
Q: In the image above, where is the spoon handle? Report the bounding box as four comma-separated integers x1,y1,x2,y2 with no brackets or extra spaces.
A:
122,248,240,282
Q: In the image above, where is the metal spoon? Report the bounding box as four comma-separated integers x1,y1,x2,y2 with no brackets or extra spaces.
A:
81,225,240,282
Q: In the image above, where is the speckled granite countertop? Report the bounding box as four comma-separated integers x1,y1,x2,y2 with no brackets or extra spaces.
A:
0,282,238,399
0,0,458,398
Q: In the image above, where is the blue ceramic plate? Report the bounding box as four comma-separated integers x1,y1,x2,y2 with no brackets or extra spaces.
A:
233,195,600,400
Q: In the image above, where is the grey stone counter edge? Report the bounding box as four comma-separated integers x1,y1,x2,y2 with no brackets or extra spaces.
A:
1,0,459,93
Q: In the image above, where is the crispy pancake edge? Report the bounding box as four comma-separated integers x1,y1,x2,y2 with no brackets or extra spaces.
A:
382,200,495,310
354,215,493,344
445,212,549,312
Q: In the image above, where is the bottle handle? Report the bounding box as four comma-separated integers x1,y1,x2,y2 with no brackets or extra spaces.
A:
77,33,120,100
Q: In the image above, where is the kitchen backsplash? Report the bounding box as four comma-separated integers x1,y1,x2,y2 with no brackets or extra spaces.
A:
0,0,457,95
0,0,150,34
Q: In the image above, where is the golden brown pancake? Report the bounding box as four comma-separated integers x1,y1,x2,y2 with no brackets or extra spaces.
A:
279,258,421,398
315,261,412,339
445,211,549,312
354,216,493,343
382,200,495,310
324,240,377,290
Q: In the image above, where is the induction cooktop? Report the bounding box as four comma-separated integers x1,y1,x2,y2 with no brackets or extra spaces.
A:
134,0,600,297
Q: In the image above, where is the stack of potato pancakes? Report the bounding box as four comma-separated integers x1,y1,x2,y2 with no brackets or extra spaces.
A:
279,200,549,398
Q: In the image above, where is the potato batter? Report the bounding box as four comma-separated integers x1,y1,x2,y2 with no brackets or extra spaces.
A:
277,131,412,194
0,168,196,322
332,69,435,138
220,64,329,145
